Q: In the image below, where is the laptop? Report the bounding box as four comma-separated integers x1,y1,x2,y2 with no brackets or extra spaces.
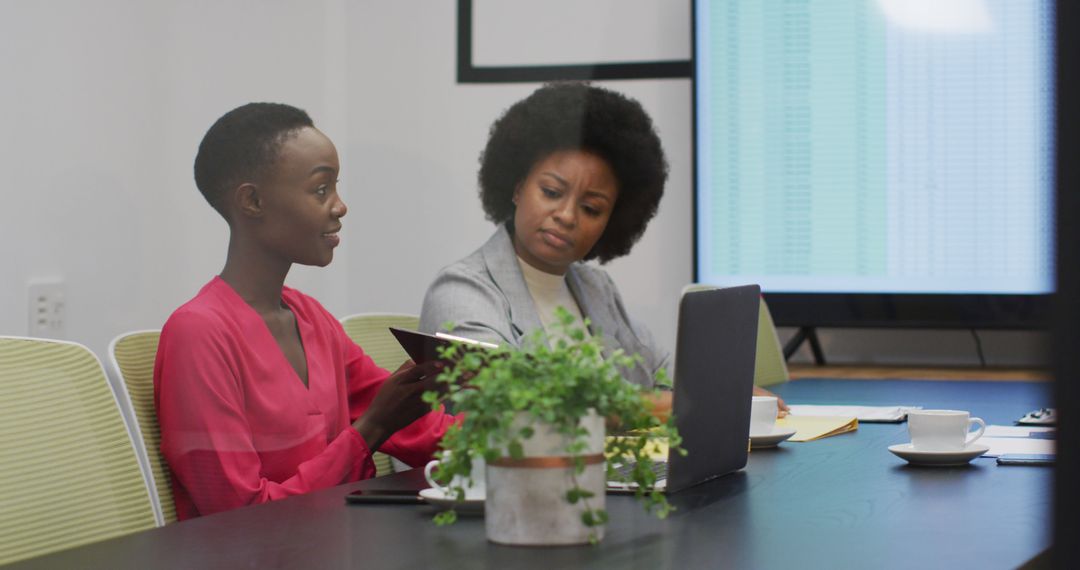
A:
607,284,761,494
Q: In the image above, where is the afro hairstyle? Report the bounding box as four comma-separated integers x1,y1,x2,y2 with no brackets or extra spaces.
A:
478,82,668,263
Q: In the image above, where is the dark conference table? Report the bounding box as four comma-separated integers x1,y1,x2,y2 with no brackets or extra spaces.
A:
10,379,1052,569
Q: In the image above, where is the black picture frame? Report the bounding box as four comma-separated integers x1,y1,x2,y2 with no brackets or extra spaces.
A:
456,0,691,83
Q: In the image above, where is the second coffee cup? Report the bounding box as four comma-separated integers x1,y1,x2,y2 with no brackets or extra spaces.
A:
907,410,986,451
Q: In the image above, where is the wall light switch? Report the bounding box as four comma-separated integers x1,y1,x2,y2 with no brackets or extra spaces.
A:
28,280,67,339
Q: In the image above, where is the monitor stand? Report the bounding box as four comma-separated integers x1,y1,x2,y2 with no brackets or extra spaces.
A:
784,326,826,365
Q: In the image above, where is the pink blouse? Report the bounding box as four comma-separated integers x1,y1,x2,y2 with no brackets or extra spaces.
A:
154,277,452,520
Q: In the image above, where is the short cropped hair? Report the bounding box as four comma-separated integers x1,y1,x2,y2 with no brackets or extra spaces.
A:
194,102,314,218
478,82,668,263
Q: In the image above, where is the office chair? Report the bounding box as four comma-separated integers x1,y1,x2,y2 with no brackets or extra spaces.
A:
0,336,157,566
108,330,175,526
681,284,790,387
339,313,421,476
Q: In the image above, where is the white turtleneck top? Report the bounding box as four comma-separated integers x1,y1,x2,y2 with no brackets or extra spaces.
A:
516,255,590,346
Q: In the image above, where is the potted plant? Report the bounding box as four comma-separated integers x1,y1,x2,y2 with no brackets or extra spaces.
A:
423,307,682,546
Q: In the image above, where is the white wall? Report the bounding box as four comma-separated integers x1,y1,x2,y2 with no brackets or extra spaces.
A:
0,0,1047,367
0,0,353,358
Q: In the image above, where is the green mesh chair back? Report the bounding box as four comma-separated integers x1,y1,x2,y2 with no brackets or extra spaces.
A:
681,284,789,387
109,330,175,525
340,313,421,477
0,337,157,566
752,298,789,386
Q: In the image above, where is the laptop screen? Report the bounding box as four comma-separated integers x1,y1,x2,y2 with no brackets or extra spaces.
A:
608,285,760,493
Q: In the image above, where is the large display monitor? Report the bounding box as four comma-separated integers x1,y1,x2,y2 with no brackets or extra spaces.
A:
693,0,1054,328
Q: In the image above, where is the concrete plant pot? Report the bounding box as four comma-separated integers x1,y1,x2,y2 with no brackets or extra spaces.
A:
484,410,606,546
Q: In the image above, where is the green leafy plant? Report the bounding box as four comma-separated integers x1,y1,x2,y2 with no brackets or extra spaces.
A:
422,307,683,532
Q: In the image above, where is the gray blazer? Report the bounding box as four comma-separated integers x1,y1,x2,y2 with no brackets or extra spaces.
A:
419,226,670,388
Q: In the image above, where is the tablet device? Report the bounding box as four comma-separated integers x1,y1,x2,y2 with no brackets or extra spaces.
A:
388,327,497,365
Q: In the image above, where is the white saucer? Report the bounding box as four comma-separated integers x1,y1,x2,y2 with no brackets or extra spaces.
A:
888,443,990,466
750,426,797,448
418,487,484,514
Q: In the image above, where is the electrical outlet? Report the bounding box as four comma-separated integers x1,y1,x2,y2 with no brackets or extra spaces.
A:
28,280,67,339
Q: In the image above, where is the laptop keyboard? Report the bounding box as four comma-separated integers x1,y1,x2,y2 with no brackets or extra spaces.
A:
611,460,669,482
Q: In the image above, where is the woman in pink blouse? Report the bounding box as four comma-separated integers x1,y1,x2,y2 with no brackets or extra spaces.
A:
153,103,454,520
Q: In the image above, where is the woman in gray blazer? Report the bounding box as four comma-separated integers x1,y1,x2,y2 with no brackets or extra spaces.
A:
420,82,782,408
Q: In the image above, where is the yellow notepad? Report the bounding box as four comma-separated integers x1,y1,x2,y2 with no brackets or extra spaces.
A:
776,416,858,442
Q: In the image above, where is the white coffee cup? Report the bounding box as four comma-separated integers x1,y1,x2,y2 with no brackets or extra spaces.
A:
907,410,986,451
423,452,486,500
750,396,779,436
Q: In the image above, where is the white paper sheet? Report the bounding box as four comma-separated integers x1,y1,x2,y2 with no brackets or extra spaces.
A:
983,425,1056,438
787,405,921,422
979,437,1056,457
